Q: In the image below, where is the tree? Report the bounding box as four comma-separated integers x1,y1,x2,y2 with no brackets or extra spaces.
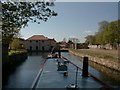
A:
85,21,109,45
85,35,96,45
97,21,109,45
98,21,109,32
1,1,57,60
2,1,57,44
117,20,120,46
105,21,120,49
62,38,67,42
66,40,74,48
85,20,120,49
10,38,21,50
0,32,2,41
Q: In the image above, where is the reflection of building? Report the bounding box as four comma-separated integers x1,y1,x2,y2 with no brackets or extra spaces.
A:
24,35,56,52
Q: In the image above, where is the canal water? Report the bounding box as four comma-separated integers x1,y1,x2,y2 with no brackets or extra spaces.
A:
3,52,120,88
62,52,120,87
3,52,48,88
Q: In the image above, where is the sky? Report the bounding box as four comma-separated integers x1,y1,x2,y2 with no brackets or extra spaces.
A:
20,2,118,43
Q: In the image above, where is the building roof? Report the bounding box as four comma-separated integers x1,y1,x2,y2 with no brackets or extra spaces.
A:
27,35,48,41
48,38,56,42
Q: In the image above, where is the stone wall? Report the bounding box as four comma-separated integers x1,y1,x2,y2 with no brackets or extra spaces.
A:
69,50,120,72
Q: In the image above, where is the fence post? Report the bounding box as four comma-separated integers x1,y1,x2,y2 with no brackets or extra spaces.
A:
82,57,88,77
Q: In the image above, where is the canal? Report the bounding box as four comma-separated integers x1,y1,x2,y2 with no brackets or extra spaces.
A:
3,52,48,88
62,52,120,87
3,52,120,88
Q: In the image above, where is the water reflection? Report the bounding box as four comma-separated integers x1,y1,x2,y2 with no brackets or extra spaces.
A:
3,52,48,88
28,52,48,58
3,52,120,88
89,61,120,86
62,52,120,86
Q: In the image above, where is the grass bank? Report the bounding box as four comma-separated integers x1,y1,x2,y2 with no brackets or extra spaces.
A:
69,48,120,72
9,49,27,56
70,49,118,62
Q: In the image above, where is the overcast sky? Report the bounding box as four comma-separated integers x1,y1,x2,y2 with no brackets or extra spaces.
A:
20,2,118,42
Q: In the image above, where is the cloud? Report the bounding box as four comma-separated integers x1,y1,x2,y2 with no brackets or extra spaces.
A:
69,36,76,38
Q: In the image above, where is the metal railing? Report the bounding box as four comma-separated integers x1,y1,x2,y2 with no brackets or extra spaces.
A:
61,56,113,88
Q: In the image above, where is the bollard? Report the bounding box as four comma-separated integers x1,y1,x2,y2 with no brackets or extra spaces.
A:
82,57,88,77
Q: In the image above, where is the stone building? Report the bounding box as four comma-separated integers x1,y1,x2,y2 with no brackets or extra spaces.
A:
24,35,56,52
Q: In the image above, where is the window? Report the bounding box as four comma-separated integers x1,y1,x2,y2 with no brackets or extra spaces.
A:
36,40,38,43
42,46,44,51
30,46,32,51
36,46,38,50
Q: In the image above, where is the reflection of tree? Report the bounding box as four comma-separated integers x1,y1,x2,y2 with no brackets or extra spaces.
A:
89,61,120,85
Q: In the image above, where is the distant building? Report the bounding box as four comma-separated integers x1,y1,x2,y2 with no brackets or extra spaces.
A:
59,41,67,48
67,42,89,49
88,44,113,50
24,35,56,52
77,43,89,49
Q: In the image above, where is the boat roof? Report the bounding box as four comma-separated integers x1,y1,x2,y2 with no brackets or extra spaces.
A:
35,58,103,88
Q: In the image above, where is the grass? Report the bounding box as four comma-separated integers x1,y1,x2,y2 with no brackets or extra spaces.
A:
9,49,27,56
70,48,118,62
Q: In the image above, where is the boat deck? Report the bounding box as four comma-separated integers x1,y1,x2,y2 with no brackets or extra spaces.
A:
35,58,103,88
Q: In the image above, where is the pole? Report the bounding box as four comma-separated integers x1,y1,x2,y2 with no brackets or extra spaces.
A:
75,67,78,88
58,46,61,58
82,57,88,77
